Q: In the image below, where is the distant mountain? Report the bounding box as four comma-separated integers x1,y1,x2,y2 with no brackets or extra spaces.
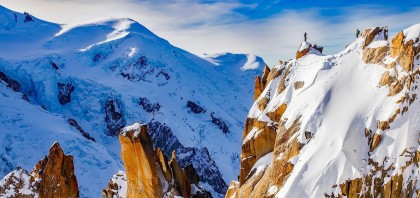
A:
0,5,265,197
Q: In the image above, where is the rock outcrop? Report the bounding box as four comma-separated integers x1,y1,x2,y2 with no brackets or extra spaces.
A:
119,123,162,198
296,42,323,59
390,31,420,72
103,123,212,198
57,82,74,105
105,98,126,136
0,142,79,198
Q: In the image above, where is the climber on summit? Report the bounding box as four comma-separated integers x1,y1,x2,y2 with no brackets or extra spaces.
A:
304,32,307,41
356,29,360,38
384,26,388,40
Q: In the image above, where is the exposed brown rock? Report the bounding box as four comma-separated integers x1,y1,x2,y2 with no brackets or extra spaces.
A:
296,43,323,59
277,66,291,95
0,168,36,198
105,123,212,198
370,134,382,152
31,142,79,198
294,81,304,90
266,67,284,85
156,147,172,183
102,171,126,198
296,47,310,59
257,97,269,111
390,31,420,72
266,103,287,122
362,27,383,49
184,164,200,185
379,71,394,86
331,173,418,198
261,64,271,88
272,117,303,187
242,118,255,139
362,45,389,64
254,76,263,101
170,151,191,198
225,181,239,198
0,143,79,198
388,81,403,96
386,61,397,69
119,124,163,198
234,164,273,198
378,121,390,131
239,124,276,185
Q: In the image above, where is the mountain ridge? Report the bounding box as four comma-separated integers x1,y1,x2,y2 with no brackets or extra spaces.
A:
0,5,265,197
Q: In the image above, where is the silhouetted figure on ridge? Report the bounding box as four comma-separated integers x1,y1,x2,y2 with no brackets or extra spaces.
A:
356,29,360,38
304,32,307,42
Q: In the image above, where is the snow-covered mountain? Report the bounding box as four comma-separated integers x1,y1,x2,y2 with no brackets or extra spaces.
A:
0,5,265,197
227,26,420,197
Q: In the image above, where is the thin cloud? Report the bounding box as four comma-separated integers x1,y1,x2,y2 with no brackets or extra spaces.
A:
1,1,420,65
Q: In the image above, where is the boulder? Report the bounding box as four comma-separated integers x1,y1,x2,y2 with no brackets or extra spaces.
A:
390,32,419,72
293,81,304,90
379,71,394,86
362,27,383,49
362,46,389,64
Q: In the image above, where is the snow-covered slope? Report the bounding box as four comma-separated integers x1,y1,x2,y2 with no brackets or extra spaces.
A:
228,25,420,197
0,5,265,197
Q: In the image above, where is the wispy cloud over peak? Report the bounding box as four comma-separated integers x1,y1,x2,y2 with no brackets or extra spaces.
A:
2,0,420,65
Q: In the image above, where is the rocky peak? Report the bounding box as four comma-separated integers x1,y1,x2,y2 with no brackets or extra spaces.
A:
31,142,79,198
0,142,79,198
227,24,420,198
103,123,212,198
118,123,162,198
296,41,323,59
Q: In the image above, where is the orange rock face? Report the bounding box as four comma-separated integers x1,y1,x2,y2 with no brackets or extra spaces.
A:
254,76,263,101
156,148,172,183
362,45,389,64
104,123,212,198
169,151,191,198
390,32,420,72
31,142,79,198
362,27,383,49
119,124,163,198
261,64,271,88
0,142,79,198
296,47,310,59
296,44,323,59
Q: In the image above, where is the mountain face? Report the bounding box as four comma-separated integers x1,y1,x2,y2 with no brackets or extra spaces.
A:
0,6,264,197
227,25,420,197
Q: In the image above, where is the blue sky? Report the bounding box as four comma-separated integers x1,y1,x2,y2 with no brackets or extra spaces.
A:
2,0,420,65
